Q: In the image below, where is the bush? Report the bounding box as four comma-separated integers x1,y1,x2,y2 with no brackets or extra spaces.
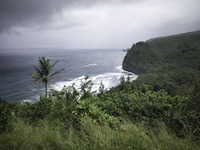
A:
0,99,19,133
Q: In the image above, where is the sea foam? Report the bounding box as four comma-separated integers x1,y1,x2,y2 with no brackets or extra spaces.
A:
51,66,138,92
84,63,97,68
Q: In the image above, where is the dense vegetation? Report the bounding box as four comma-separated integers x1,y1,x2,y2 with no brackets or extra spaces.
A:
1,31,200,149
0,76,200,149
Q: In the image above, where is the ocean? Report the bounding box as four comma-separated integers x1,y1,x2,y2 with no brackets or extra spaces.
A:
0,49,137,102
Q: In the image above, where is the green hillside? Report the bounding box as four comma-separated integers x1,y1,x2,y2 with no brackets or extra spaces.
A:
123,31,200,74
123,31,200,95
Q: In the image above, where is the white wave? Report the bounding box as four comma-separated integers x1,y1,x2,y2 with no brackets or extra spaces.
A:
115,65,137,75
51,66,138,93
21,94,40,103
84,63,97,68
21,99,33,103
115,65,124,72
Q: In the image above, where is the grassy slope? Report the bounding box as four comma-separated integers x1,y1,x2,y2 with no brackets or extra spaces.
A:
1,118,199,150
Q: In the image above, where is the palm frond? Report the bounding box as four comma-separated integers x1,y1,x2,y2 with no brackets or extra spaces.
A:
51,60,59,69
32,66,43,76
50,69,64,79
32,56,63,98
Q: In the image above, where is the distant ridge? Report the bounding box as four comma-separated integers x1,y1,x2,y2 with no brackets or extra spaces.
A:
146,30,200,42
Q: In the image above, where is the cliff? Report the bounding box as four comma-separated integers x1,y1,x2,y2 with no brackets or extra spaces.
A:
122,31,200,75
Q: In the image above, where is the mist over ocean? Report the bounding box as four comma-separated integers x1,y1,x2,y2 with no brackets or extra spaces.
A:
0,49,137,102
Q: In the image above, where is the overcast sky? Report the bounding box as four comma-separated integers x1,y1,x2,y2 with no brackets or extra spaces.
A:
0,0,200,49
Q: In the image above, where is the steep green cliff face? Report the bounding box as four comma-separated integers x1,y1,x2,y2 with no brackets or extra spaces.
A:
122,31,200,75
122,42,161,74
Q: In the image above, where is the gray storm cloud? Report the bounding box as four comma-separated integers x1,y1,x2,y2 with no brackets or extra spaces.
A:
0,0,200,49
0,0,138,32
0,0,72,32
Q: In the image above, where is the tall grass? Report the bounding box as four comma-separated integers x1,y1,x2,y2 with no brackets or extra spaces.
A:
1,118,199,150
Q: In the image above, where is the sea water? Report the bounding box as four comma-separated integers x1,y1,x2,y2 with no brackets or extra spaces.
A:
0,49,137,102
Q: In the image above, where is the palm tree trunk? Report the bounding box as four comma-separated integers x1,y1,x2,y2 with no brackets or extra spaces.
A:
45,82,48,98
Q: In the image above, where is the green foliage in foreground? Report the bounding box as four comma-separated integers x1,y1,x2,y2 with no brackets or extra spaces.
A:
1,118,199,150
1,77,200,149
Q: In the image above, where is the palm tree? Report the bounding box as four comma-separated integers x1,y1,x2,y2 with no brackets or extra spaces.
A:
32,56,63,98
